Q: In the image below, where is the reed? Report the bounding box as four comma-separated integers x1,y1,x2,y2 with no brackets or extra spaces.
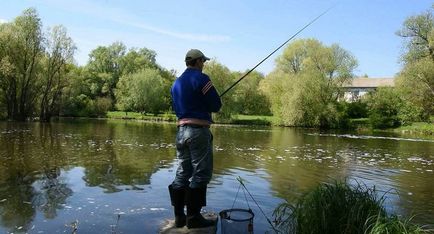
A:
366,215,428,234
273,181,428,234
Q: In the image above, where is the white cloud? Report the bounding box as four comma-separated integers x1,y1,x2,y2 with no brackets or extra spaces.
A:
119,20,230,43
0,18,7,24
39,0,230,43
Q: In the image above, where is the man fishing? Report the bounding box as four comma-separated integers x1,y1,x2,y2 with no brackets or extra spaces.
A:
168,49,222,229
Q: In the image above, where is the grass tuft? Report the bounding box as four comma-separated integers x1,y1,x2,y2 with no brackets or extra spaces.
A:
273,180,428,234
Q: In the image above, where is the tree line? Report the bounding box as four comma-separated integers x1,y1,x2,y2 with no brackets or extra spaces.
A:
0,7,433,128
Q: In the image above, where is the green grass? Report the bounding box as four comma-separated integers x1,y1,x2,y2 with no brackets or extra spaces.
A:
273,181,428,234
104,113,434,135
395,122,434,136
367,215,428,234
106,111,176,122
106,112,274,125
230,114,275,125
350,118,434,137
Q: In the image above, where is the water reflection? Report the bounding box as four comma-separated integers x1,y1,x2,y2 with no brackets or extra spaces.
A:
0,120,433,233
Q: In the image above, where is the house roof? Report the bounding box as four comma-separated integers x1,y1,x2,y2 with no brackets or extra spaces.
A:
343,78,395,88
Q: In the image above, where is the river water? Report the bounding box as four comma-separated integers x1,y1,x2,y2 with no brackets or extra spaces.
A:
0,119,433,233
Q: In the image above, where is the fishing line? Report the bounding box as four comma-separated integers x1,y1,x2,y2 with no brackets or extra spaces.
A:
235,176,280,233
219,4,336,98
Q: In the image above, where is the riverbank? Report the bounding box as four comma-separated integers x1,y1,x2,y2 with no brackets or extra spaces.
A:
106,111,274,126
106,112,434,137
351,118,434,137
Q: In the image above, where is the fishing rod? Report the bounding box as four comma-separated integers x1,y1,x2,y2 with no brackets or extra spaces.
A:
219,5,335,98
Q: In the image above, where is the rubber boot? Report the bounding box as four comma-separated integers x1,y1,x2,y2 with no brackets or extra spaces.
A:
186,187,215,229
168,185,186,228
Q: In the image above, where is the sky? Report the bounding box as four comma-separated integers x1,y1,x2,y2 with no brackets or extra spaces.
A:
0,0,433,78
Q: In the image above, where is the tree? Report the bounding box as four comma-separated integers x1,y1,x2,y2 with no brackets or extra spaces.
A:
261,39,357,128
0,29,15,119
39,25,76,121
396,58,433,121
61,66,111,117
0,8,43,121
396,6,434,120
115,68,167,114
87,41,126,76
232,70,271,115
396,7,434,63
85,43,161,109
86,42,126,104
203,61,237,121
120,47,157,75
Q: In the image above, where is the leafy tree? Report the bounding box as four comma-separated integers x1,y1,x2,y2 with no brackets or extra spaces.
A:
0,33,14,119
86,42,126,105
39,25,76,121
121,47,157,75
396,7,434,63
396,58,433,121
0,8,43,120
59,65,111,117
115,68,167,114
85,43,162,109
396,6,434,120
261,39,357,128
232,70,271,115
87,41,126,76
203,61,237,121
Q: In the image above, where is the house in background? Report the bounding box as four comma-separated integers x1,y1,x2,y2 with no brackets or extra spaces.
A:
342,78,395,102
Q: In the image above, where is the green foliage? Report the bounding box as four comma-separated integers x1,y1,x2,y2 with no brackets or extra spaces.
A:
396,58,434,121
230,114,274,125
115,68,168,114
395,122,434,136
203,61,237,121
60,66,108,117
261,39,357,128
232,70,271,115
273,181,427,234
367,215,428,234
344,99,368,118
366,88,402,129
121,47,157,74
396,8,434,63
0,8,44,120
396,6,434,123
274,181,386,234
85,42,160,106
39,25,76,121
106,111,176,122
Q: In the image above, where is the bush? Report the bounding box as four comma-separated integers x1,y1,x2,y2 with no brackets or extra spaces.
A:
398,100,427,125
366,88,402,129
369,112,401,129
319,102,350,129
61,94,112,117
94,97,112,117
345,99,368,118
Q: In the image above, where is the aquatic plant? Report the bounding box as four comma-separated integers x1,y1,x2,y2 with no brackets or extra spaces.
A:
366,215,428,234
273,180,428,234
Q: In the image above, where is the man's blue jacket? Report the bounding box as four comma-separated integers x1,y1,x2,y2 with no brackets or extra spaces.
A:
171,68,222,123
